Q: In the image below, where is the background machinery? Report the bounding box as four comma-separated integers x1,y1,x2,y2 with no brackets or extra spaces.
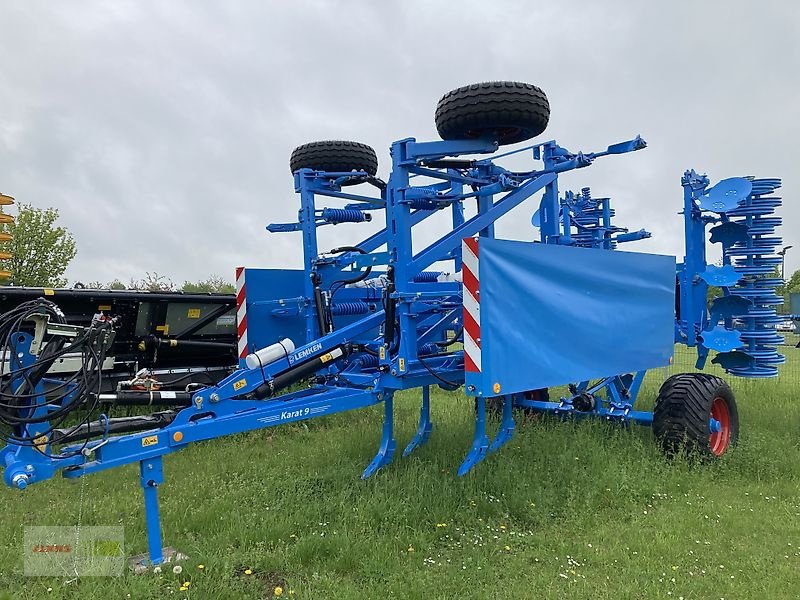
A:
0,81,787,566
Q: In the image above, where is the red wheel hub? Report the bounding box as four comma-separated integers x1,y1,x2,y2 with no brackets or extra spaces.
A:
709,397,731,456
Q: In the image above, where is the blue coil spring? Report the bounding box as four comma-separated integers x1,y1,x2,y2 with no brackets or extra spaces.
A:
350,353,379,369
413,271,441,283
418,342,440,356
567,188,617,249
330,301,372,316
725,177,785,377
320,208,368,224
408,198,440,210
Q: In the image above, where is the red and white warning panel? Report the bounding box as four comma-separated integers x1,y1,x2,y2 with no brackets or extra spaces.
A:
235,266,248,365
462,237,481,374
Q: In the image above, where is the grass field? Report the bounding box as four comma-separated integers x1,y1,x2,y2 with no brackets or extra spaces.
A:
1,343,799,599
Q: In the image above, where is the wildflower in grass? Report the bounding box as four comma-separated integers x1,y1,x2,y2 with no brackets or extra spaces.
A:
436,523,447,528
244,568,253,575
408,546,415,552
197,564,204,570
183,582,191,588
504,545,511,551
274,586,284,596
173,565,183,575
153,566,162,574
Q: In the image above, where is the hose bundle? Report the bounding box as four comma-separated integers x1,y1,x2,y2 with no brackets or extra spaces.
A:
0,298,114,455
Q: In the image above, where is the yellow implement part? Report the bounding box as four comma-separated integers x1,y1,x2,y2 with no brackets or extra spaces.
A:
0,233,11,242
0,193,14,205
0,270,11,279
0,214,13,224
0,252,10,260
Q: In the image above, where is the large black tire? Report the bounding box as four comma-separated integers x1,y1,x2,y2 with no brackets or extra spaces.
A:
289,140,378,175
653,373,739,458
435,81,550,146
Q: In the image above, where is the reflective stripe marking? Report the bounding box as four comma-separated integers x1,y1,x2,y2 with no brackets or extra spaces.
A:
235,266,248,359
462,238,481,373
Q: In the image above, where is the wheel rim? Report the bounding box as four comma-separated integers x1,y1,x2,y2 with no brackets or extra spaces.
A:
709,397,731,456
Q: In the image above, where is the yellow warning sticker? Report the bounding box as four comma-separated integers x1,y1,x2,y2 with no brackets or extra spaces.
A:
142,435,159,447
399,358,405,372
43,288,55,296
98,304,112,311
379,346,386,360
156,324,169,334
33,434,48,452
320,352,334,364
187,308,201,319
493,382,501,394
233,378,247,391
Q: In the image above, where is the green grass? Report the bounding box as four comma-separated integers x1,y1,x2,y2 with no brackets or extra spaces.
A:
2,346,800,599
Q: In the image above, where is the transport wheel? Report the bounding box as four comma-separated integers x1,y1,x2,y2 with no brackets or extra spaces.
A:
653,373,739,458
289,140,378,175
434,81,550,146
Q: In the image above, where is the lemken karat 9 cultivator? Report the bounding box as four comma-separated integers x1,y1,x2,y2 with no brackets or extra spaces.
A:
0,81,787,566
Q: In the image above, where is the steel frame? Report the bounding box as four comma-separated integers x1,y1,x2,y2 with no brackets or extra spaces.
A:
0,131,763,565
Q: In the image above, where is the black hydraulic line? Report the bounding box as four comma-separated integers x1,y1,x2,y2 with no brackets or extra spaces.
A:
313,284,329,336
50,410,177,445
383,267,396,347
435,325,464,348
326,246,375,333
420,159,476,169
96,391,193,406
138,336,235,352
328,246,373,286
253,345,350,399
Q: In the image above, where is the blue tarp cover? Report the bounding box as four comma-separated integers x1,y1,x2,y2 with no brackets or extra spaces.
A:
467,238,675,396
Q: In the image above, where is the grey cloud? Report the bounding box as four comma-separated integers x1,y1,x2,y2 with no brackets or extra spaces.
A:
0,0,797,285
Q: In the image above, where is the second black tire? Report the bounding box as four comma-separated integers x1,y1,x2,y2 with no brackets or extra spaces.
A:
653,373,739,458
289,140,378,175
435,81,550,146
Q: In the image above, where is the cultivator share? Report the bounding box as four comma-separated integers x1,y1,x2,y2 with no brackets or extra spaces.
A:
0,82,789,566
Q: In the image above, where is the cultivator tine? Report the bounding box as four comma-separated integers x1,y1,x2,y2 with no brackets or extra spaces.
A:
458,397,490,476
361,393,397,479
403,386,433,458
488,395,515,454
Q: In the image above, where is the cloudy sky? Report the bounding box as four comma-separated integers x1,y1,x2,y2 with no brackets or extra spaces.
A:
0,1,797,287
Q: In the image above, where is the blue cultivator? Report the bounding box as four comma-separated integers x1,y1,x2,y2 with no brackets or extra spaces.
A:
0,81,788,566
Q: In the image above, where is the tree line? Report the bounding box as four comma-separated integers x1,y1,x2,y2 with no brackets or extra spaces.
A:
0,203,234,293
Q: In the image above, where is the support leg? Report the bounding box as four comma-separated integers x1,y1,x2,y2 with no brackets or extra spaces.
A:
362,393,396,479
140,457,164,565
488,394,515,453
458,396,490,476
403,386,432,457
